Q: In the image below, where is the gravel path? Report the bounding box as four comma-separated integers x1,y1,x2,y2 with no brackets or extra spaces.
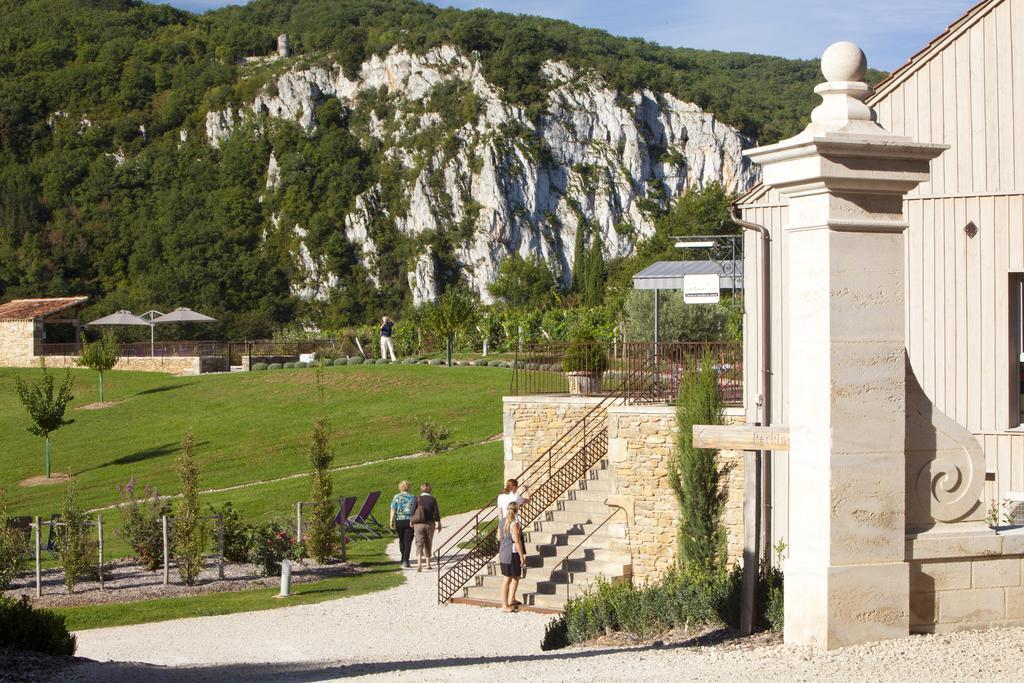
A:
67,513,1024,681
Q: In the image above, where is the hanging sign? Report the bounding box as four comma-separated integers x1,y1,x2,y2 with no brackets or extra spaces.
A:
683,273,721,304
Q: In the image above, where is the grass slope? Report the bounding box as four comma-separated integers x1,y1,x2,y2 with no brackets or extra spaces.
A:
1,365,510,515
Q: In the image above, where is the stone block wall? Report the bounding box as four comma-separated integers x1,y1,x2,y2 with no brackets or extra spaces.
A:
606,404,745,582
908,530,1024,633
502,395,605,481
0,321,35,366
35,354,201,375
503,395,745,584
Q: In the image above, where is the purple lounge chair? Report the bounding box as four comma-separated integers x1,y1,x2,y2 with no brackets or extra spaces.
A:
346,491,384,538
334,496,357,527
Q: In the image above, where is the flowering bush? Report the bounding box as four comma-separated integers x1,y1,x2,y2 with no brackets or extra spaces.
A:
118,478,169,571
247,522,297,576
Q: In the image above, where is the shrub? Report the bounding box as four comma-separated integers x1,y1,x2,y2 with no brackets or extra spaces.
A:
672,354,728,576
206,502,248,563
247,522,296,576
57,479,92,594
349,357,365,365
473,358,488,366
540,616,569,651
268,363,283,370
0,595,76,655
0,490,27,590
375,358,390,364
418,418,451,455
429,359,445,366
75,331,119,403
251,362,268,371
563,331,609,374
296,361,308,369
118,478,168,571
283,362,296,369
417,359,429,364
402,358,417,364
173,431,206,586
333,357,348,366
306,417,336,563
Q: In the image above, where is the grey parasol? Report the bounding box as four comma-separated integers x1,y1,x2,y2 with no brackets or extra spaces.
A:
87,310,154,327
150,307,218,324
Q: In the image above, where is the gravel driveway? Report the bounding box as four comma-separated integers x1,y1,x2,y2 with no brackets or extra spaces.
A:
67,513,1024,681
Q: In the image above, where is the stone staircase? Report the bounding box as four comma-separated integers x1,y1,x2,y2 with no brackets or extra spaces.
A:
457,458,632,611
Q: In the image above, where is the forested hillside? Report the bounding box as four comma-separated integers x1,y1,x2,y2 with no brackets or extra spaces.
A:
0,0,881,338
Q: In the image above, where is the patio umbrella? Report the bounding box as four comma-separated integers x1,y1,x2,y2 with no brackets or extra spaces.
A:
150,307,217,324
149,308,218,356
86,310,154,355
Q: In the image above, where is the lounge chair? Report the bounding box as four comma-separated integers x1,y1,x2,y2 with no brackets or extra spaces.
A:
346,491,385,538
334,496,357,527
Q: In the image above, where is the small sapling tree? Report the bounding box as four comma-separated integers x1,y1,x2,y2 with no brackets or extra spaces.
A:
15,359,75,478
76,332,119,403
173,431,206,585
58,479,91,595
670,353,728,578
428,289,477,367
306,417,335,563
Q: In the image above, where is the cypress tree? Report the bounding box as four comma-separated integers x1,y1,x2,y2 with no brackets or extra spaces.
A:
583,232,606,306
570,223,587,294
307,416,335,563
670,353,728,577
174,431,206,586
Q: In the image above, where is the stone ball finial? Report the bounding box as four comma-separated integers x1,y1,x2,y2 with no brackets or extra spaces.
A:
821,41,867,82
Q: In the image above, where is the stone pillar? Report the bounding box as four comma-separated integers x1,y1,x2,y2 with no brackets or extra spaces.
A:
745,42,946,649
277,34,291,59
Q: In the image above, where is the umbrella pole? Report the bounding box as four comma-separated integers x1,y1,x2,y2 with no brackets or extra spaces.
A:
150,324,154,357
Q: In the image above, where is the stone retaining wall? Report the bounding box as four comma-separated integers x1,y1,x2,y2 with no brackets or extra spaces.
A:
503,395,745,584
606,404,744,582
9,354,206,375
908,529,1024,633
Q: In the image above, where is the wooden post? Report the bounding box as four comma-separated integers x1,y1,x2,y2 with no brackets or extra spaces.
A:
162,515,169,586
97,514,105,592
740,450,761,634
217,513,225,580
34,516,41,598
296,502,303,546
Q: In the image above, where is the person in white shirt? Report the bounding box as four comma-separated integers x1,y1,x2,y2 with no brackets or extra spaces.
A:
497,478,528,540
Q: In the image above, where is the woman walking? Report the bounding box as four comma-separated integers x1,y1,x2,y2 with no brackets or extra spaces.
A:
389,480,416,568
499,501,527,612
411,482,442,572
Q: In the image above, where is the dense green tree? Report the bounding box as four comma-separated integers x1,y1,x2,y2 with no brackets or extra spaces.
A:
427,288,477,366
487,254,560,309
173,431,206,586
306,416,335,563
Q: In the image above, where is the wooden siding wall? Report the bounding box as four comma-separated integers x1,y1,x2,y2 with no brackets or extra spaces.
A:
741,0,1024,547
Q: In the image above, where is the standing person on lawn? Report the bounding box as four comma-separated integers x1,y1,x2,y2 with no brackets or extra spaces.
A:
389,480,416,568
411,482,442,572
380,315,397,361
499,501,527,612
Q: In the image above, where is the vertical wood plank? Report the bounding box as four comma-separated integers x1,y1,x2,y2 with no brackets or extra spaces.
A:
995,196,1011,430
971,22,986,195
956,197,970,426
1013,433,1024,492
997,1,1015,190
908,200,923,372
922,198,936,395
980,197,996,431
943,47,958,196
985,13,1001,190
1013,0,1024,190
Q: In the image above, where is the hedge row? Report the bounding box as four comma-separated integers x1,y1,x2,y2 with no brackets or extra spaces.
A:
250,358,517,371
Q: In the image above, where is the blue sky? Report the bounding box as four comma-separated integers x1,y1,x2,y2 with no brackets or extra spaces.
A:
158,0,975,71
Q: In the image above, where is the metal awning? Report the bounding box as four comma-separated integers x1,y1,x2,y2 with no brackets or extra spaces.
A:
632,260,743,290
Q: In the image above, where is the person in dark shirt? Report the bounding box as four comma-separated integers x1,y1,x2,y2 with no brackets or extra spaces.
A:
379,315,397,361
411,482,442,572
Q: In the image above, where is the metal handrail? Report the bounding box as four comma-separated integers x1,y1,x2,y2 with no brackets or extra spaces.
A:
435,354,658,604
556,503,627,604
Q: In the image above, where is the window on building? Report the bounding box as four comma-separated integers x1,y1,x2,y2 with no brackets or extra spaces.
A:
1015,275,1024,427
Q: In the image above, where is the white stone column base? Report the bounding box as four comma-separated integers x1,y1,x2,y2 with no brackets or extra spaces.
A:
784,559,910,649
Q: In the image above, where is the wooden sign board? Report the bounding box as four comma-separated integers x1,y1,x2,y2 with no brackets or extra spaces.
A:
692,424,790,450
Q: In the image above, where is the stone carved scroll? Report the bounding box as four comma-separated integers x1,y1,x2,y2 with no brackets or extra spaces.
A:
905,369,985,529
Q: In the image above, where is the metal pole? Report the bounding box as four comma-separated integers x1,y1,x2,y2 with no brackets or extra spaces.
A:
338,497,347,563
296,502,302,545
34,517,41,598
217,513,225,580
162,515,169,586
97,514,104,592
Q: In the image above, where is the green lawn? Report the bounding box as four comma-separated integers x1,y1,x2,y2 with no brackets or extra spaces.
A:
1,365,508,630
1,365,510,515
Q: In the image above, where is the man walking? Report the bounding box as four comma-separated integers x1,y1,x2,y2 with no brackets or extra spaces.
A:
380,315,397,361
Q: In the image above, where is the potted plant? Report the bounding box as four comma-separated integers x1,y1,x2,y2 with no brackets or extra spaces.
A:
562,330,608,396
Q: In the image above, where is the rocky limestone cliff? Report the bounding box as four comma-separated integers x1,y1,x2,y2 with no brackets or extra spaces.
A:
205,45,759,304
